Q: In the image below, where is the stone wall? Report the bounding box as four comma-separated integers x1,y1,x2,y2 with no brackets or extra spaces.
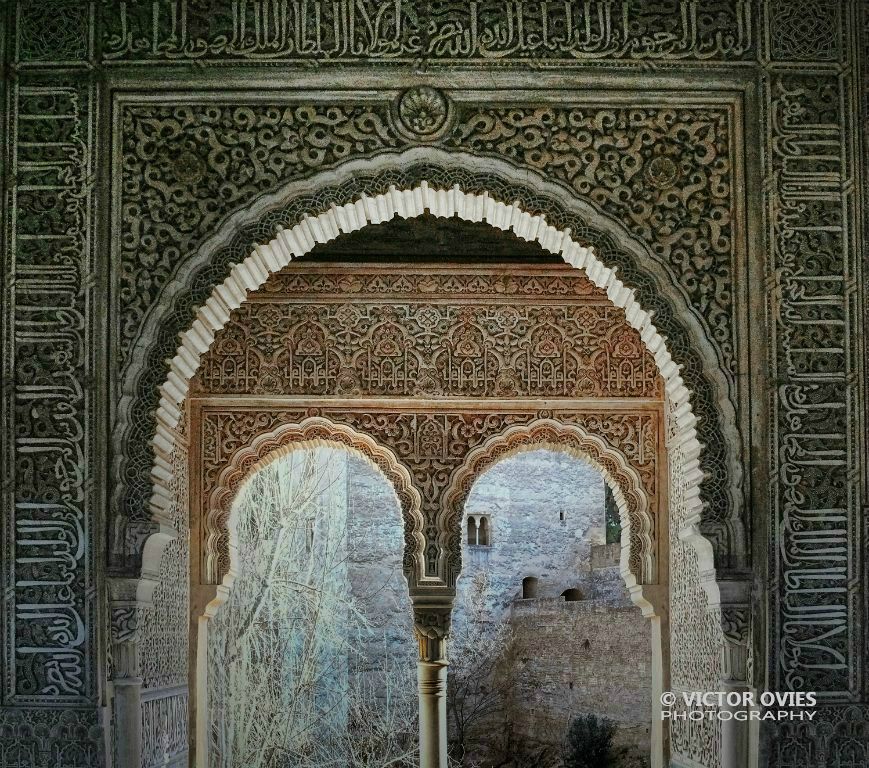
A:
453,450,651,762
458,449,611,619
346,455,417,680
508,596,652,760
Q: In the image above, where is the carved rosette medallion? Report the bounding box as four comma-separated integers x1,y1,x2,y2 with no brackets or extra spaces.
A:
393,86,452,141
173,151,206,185
644,156,680,190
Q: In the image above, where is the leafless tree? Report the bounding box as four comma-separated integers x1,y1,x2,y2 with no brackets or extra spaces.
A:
447,571,515,765
208,448,418,768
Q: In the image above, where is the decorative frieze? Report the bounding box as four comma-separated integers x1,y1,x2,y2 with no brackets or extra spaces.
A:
193,266,661,400
100,1,755,64
117,99,736,376
2,76,98,706
763,50,860,700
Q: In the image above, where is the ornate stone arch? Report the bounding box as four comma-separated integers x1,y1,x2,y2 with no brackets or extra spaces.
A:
117,150,744,768
204,416,426,590
116,149,744,614
440,419,654,601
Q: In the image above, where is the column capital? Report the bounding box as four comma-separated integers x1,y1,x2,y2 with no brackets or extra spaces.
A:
109,599,147,682
110,603,143,644
412,596,452,663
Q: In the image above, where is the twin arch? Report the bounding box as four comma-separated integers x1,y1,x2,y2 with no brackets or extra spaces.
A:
206,416,656,600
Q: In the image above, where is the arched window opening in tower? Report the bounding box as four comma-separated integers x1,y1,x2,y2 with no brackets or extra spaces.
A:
467,514,492,547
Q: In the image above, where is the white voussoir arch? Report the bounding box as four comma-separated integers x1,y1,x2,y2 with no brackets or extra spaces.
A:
150,179,713,602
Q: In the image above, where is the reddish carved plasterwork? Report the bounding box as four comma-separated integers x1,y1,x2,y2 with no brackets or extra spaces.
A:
191,263,664,592
191,265,662,400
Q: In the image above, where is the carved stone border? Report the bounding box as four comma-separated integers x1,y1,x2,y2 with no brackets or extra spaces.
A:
115,148,744,580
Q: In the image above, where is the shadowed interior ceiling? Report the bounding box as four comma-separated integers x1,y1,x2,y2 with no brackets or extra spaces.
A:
300,213,562,263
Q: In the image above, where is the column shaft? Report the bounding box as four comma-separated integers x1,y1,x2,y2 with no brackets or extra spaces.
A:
417,660,449,768
114,678,143,768
719,684,749,768
110,596,145,768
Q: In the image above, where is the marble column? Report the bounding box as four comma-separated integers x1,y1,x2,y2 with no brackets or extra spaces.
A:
414,601,451,768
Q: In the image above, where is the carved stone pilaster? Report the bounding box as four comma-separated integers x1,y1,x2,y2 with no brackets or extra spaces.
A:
719,603,751,768
108,580,147,768
109,578,148,677
720,604,751,687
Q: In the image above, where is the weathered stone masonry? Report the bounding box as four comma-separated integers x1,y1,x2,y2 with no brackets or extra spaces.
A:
456,449,652,759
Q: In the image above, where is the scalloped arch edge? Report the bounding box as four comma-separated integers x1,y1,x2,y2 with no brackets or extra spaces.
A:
147,181,716,603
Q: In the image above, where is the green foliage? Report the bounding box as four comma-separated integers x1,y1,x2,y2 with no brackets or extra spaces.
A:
604,486,622,545
563,714,618,768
